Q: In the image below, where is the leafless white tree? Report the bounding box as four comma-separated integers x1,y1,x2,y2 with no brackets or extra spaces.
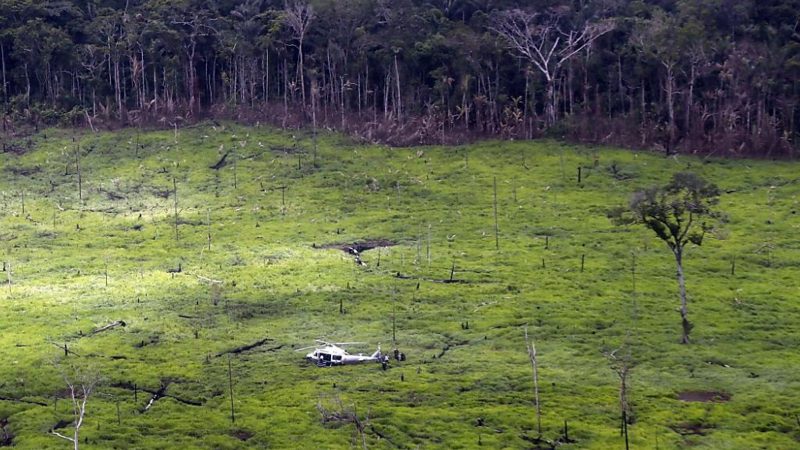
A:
50,364,101,450
491,9,614,126
284,1,314,107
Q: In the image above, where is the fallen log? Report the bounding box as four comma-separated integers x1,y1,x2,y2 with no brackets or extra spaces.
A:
215,337,274,357
0,395,48,406
113,381,203,410
393,272,468,284
209,152,229,170
141,387,202,407
140,385,203,412
141,384,168,413
88,320,126,336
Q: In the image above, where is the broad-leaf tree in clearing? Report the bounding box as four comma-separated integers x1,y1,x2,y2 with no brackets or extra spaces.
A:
614,172,722,344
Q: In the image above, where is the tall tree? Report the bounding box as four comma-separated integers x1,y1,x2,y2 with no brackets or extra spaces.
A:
491,7,613,126
284,1,314,108
631,10,685,153
613,172,722,344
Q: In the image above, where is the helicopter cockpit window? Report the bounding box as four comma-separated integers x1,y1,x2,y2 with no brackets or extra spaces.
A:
320,353,332,361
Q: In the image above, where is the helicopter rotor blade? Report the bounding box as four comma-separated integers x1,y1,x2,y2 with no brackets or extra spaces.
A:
294,345,318,352
314,339,367,347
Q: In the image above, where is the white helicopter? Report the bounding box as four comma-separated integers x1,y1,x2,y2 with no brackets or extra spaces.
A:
297,340,388,367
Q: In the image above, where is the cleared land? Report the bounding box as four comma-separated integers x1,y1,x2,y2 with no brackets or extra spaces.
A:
0,124,799,449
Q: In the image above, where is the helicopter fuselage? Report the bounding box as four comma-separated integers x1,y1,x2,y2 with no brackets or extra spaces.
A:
305,345,385,366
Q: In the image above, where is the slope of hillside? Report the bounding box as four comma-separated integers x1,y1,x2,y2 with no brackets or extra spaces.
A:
0,124,798,448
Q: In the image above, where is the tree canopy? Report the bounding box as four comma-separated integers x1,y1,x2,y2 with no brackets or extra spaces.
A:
618,172,723,343
0,0,798,154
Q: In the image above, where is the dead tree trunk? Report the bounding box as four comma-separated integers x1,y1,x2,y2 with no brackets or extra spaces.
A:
664,62,676,153
173,177,179,242
75,146,82,203
493,176,499,250
524,326,542,436
674,247,690,344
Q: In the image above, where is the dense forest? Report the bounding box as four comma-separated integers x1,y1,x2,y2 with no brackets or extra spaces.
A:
1,0,798,156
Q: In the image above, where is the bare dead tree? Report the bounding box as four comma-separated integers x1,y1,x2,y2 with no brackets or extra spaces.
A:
5,259,11,296
284,1,314,107
607,344,634,450
630,12,681,153
228,354,235,423
50,364,101,450
0,41,6,105
75,145,82,203
524,326,542,436
206,208,212,251
316,394,370,449
311,76,319,165
173,176,179,242
171,14,218,115
493,176,499,250
491,9,613,126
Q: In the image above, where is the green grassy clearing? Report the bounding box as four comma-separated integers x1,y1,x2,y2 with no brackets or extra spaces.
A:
0,124,799,449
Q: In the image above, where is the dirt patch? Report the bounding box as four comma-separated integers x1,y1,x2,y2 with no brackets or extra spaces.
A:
678,391,731,403
50,419,72,431
151,188,172,199
319,239,397,255
133,334,161,348
52,387,74,399
231,429,254,441
6,165,41,176
98,187,126,201
0,418,12,447
2,142,29,155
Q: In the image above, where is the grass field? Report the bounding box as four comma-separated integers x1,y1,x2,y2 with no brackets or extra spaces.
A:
0,124,799,449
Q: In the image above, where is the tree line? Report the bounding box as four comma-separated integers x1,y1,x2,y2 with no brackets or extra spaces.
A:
1,0,798,156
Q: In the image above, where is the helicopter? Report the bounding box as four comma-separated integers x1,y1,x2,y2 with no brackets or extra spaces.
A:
297,340,389,367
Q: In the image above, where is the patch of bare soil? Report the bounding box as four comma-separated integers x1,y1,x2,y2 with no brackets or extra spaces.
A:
677,391,731,403
6,165,41,176
1,141,30,155
50,418,72,431
231,429,254,441
318,239,397,255
0,418,12,447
